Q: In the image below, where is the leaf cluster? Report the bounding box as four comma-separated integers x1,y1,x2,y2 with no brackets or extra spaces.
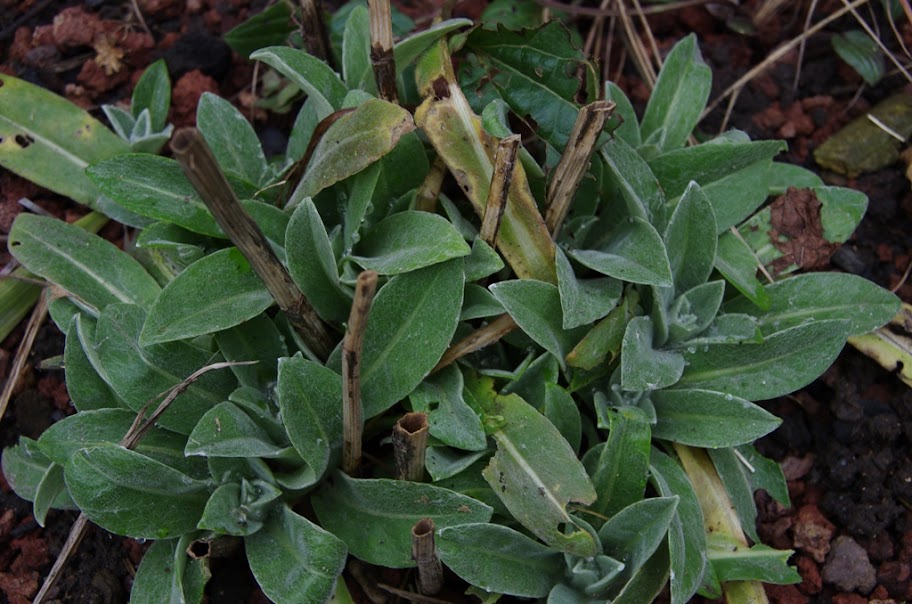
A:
0,4,900,604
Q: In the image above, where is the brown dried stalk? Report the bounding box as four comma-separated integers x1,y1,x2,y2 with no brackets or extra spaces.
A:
343,270,379,475
298,0,330,62
392,412,429,481
368,0,399,103
0,290,46,424
414,156,447,212
480,135,520,247
545,101,614,237
433,314,517,373
411,518,443,595
171,128,334,360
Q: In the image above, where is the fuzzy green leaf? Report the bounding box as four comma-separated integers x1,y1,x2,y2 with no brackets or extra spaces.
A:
586,406,651,520
312,473,492,567
600,137,665,224
215,313,287,388
33,463,67,526
289,99,416,204
8,214,160,312
342,5,372,89
276,354,343,480
707,537,800,584
555,247,621,330
351,211,471,274
621,316,685,391
96,304,236,434
64,315,122,411
409,365,487,452
604,81,641,147
667,281,725,345
570,217,673,287
1,437,77,509
131,538,208,604
131,60,171,132
483,394,597,556
725,272,899,337
358,259,464,417
714,229,771,310
286,197,353,323
677,320,850,400
246,505,349,604
394,18,473,73
490,280,588,370
250,47,347,117
65,443,210,539
141,248,273,345
599,497,678,583
832,30,884,86
197,93,269,185
664,181,717,293
651,389,781,447
186,402,287,459
438,523,565,598
640,34,711,153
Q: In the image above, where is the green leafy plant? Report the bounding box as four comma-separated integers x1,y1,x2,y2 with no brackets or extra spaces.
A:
1,5,901,604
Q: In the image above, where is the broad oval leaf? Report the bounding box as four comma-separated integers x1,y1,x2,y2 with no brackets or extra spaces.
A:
570,217,673,287
0,73,129,209
286,197,353,324
246,505,349,604
621,316,685,391
276,354,343,479
600,137,666,225
351,211,471,274
358,259,465,417
640,34,711,153
141,247,274,345
87,154,226,237
676,320,851,400
250,47,347,117
599,496,678,583
197,92,269,185
664,181,717,293
483,394,597,556
490,279,588,370
437,523,565,598
410,364,487,452
131,59,171,132
312,472,492,568
725,272,899,337
96,304,236,434
131,538,207,604
586,406,651,520
1,437,77,509
342,5,372,90
289,99,416,205
65,443,210,539
186,401,287,458
216,313,288,388
64,315,122,411
8,214,160,312
651,389,781,447
555,247,621,330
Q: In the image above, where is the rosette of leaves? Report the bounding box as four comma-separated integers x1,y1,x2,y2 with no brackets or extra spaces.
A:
101,59,175,154
0,5,901,604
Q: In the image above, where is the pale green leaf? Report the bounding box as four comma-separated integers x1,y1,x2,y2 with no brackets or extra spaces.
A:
351,211,471,274
651,389,781,447
570,217,673,287
664,181,717,293
250,47,347,117
621,316,685,391
197,93,269,185
186,401,287,458
131,538,208,604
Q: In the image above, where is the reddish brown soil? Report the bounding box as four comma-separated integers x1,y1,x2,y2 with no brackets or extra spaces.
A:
1,1,911,602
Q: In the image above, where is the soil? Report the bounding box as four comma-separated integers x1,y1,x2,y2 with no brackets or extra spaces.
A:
1,1,911,603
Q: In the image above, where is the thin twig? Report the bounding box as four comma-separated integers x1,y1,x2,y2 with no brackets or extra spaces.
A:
480,135,520,247
792,0,820,93
701,0,871,121
0,291,47,424
630,0,663,73
892,257,912,292
392,412,429,482
298,0,330,62
433,314,517,373
411,519,443,595
33,513,91,604
545,101,614,237
535,0,710,17
368,0,399,103
171,128,334,360
376,584,456,604
128,0,152,36
343,271,379,475
729,226,774,284
615,0,657,87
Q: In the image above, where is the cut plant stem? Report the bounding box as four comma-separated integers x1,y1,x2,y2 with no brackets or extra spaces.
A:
414,156,447,212
298,0,330,62
187,536,242,560
433,313,517,373
343,270,379,475
545,101,614,237
368,0,398,103
392,411,430,481
411,518,443,595
480,135,520,247
171,127,334,360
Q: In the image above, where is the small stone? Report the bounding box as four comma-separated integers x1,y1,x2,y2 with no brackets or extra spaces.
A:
832,595,868,604
766,583,807,604
823,536,877,594
796,555,822,595
52,6,103,49
877,561,912,599
793,505,836,563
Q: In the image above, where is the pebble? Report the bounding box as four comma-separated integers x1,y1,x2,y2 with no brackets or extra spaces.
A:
823,536,877,594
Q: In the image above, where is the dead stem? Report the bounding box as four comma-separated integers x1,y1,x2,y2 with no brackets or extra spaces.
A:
0,291,47,424
411,518,443,595
393,412,430,482
433,314,517,373
414,156,447,212
171,127,334,360
343,270,379,475
545,101,614,237
298,0,330,62
480,135,520,247
368,0,399,103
